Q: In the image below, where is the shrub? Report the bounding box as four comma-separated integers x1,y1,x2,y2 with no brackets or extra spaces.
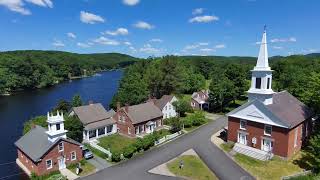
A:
169,117,182,133
191,111,206,126
111,151,121,162
134,138,144,152
182,117,193,128
123,144,137,158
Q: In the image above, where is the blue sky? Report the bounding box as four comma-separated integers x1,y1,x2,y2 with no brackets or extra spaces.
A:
0,0,319,58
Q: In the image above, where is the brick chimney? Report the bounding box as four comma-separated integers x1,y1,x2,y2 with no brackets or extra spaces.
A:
117,102,121,111
125,103,129,113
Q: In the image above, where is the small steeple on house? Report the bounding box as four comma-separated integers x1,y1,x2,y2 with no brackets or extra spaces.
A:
15,111,83,176
227,27,314,160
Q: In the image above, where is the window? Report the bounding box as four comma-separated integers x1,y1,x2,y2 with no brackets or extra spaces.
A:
120,115,125,122
98,127,105,136
240,120,247,130
264,125,272,136
128,127,131,134
267,78,271,89
135,126,139,134
71,152,76,161
294,128,298,147
58,142,64,152
255,78,262,89
107,125,113,133
46,159,52,169
56,123,60,130
89,130,96,138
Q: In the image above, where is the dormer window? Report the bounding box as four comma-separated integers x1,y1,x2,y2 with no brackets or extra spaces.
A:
255,78,261,89
58,142,64,152
264,125,272,136
240,120,247,130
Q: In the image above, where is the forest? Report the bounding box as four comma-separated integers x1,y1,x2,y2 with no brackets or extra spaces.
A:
0,50,138,94
111,54,320,114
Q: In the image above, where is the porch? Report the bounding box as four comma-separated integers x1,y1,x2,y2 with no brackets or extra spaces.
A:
83,124,117,142
136,123,169,138
232,143,273,161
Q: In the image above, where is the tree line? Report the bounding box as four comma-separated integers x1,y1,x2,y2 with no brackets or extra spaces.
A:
0,50,138,94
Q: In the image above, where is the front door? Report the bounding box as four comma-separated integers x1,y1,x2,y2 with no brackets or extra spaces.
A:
58,157,66,170
262,139,273,152
238,133,247,145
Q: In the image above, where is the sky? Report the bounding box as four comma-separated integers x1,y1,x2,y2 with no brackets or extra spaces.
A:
0,0,319,58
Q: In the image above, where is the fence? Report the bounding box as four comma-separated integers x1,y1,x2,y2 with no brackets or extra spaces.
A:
282,170,312,180
89,140,112,158
155,131,182,146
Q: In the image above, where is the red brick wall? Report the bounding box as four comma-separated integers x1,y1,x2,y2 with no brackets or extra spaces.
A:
18,139,83,176
114,109,136,137
18,149,39,175
191,99,200,110
227,116,305,158
287,124,303,157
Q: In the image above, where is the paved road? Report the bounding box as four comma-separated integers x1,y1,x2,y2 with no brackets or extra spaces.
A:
82,116,254,180
88,156,112,171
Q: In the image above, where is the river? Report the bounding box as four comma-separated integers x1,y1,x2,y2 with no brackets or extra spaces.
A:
0,70,123,180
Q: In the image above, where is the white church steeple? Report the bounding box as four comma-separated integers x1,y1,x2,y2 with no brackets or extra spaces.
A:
248,26,274,105
46,111,68,142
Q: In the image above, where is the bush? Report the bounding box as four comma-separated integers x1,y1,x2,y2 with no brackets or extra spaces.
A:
169,117,182,133
123,144,137,158
182,117,193,128
23,116,47,135
111,151,121,162
191,111,206,126
141,134,155,151
134,138,144,152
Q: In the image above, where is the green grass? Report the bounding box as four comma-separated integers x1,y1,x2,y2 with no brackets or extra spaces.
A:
67,160,96,176
84,144,109,160
157,129,171,139
287,174,320,180
167,155,217,180
98,134,136,153
234,153,304,180
220,142,234,152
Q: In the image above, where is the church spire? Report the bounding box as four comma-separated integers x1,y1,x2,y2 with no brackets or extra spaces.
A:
254,25,270,71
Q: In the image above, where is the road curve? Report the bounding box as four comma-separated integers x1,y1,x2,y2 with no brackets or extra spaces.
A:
81,116,255,180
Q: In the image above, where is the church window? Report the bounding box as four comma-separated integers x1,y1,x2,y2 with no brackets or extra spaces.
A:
264,125,272,136
267,78,271,89
56,123,60,130
255,78,261,89
58,142,64,152
240,120,247,130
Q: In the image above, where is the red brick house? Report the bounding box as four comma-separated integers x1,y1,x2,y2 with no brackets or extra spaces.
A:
15,112,83,176
115,102,163,137
191,90,209,110
227,28,314,160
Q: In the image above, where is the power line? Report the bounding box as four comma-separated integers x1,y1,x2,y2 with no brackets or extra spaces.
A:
0,161,15,166
0,172,24,180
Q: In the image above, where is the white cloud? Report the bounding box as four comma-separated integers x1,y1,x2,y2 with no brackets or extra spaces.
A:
93,36,120,46
124,41,132,46
200,48,215,52
198,42,209,46
80,11,105,24
104,28,129,36
214,44,226,49
272,46,283,50
189,15,219,23
123,0,139,6
67,32,76,39
270,37,297,43
52,40,65,47
302,48,319,54
25,0,52,8
77,42,90,48
140,44,160,54
150,38,163,43
192,8,204,15
0,0,31,15
184,42,209,50
133,21,154,30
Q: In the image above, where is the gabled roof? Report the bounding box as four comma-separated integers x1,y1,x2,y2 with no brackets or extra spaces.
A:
71,103,115,126
227,91,314,129
191,90,209,104
122,102,163,124
15,126,82,162
154,95,175,110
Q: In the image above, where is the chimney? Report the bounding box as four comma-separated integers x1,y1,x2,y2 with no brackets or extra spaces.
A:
125,103,129,113
88,100,94,105
116,102,121,111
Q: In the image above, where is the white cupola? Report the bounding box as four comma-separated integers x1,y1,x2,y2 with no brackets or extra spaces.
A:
46,111,68,142
247,26,275,105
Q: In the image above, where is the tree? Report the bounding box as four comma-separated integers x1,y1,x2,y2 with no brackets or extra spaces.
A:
72,94,83,107
64,116,84,143
168,117,182,133
53,99,71,113
172,100,193,117
300,72,320,113
301,134,320,173
225,64,247,100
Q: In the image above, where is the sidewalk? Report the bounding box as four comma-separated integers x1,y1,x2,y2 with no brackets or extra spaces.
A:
60,168,79,180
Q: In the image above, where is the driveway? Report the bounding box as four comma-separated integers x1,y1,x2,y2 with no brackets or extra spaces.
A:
87,156,112,171
81,116,255,180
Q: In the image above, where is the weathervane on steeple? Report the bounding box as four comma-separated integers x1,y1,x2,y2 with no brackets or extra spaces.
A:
264,24,267,32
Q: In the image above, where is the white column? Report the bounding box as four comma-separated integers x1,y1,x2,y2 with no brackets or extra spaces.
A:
96,129,98,138
105,126,107,135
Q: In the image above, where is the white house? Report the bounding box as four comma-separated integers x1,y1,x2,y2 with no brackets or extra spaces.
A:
154,95,178,119
69,103,117,142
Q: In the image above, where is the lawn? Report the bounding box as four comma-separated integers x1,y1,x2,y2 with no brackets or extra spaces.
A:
234,153,304,180
98,134,136,152
84,143,109,160
220,142,234,152
167,155,218,180
67,160,96,176
157,129,171,139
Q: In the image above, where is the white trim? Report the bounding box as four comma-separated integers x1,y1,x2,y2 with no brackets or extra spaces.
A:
240,119,247,130
264,125,272,136
46,159,52,169
58,142,64,152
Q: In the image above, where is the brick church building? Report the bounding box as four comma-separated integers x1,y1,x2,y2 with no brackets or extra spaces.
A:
227,28,314,160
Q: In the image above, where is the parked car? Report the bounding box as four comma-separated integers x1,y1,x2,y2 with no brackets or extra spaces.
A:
83,148,94,159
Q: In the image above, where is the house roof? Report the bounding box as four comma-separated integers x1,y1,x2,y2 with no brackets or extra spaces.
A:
123,102,163,124
154,95,175,110
266,91,314,128
14,126,82,162
71,103,115,127
191,90,209,104
227,91,314,129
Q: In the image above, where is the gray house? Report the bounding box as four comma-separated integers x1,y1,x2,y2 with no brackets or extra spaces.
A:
69,103,117,142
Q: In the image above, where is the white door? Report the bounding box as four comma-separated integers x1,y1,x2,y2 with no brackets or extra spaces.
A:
58,157,66,170
262,139,273,152
238,133,247,145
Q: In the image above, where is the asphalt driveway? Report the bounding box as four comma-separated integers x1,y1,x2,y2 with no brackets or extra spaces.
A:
81,116,255,180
